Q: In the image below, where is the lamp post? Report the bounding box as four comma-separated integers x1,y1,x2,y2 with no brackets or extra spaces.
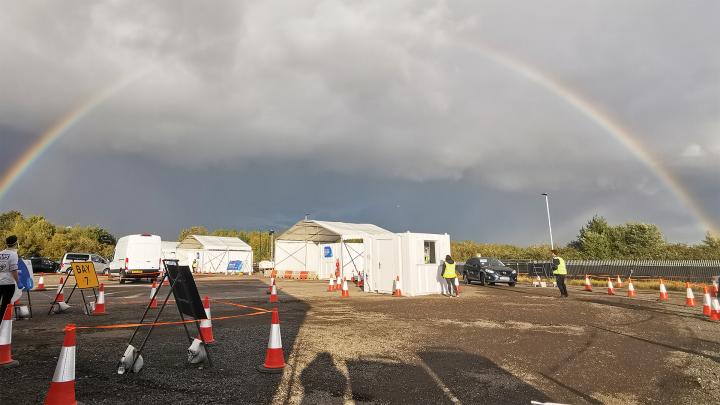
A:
541,193,554,250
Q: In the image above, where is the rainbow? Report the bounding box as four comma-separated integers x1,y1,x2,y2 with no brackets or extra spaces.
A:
0,44,716,236
468,43,718,236
0,72,146,203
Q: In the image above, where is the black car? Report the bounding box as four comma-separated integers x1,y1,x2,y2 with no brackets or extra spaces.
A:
29,257,60,274
462,257,517,286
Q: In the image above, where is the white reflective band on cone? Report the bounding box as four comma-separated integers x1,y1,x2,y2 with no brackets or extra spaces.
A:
53,346,76,382
268,324,282,349
0,321,11,345
687,289,695,299
200,308,212,328
660,284,667,292
98,292,105,304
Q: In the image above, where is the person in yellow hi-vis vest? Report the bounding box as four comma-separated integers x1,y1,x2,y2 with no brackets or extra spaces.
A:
551,249,568,297
442,255,457,297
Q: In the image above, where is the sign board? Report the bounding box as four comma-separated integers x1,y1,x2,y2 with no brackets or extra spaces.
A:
165,263,207,320
227,260,244,271
324,246,333,258
18,259,34,291
71,261,99,289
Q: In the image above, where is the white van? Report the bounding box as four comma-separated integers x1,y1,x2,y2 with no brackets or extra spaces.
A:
110,234,162,283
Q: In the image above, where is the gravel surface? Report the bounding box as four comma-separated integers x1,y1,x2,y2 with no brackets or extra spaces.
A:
3,274,720,404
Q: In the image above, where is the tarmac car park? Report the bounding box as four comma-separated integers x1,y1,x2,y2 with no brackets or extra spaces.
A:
6,273,720,404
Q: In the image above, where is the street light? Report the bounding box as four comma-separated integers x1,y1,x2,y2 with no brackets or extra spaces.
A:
541,193,554,250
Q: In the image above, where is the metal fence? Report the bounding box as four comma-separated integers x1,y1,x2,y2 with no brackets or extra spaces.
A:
501,259,720,283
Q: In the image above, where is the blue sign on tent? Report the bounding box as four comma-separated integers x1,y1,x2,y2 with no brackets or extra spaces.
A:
324,246,333,258
227,260,243,271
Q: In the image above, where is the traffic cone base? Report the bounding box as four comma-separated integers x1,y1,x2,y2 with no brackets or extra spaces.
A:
149,281,158,309
393,276,403,297
36,275,47,291
44,324,81,405
685,283,696,307
627,282,637,297
607,279,615,295
702,286,712,316
93,283,107,316
258,308,285,373
270,285,279,303
0,304,19,367
199,296,216,344
659,281,669,301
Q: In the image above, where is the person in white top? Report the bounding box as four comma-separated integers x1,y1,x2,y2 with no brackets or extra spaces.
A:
0,235,20,317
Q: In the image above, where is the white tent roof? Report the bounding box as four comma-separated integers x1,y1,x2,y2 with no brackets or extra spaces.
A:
277,220,394,242
177,235,252,251
161,241,179,250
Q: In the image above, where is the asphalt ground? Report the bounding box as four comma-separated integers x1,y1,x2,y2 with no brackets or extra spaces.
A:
3,274,720,404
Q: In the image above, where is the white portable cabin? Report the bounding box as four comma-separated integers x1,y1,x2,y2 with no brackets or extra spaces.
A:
397,232,452,296
274,220,399,284
177,235,254,274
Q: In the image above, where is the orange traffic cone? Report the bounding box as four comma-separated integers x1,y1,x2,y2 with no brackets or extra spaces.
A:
36,274,47,291
454,277,461,295
161,269,170,286
393,276,403,297
358,273,364,288
93,283,107,316
199,296,215,344
55,277,65,303
616,275,623,288
44,324,79,404
685,283,696,307
269,284,278,303
607,278,615,295
583,275,593,292
0,304,18,367
713,281,719,297
258,308,285,373
267,277,276,294
335,275,342,291
659,279,669,301
341,278,349,298
627,279,637,297
327,277,335,292
149,281,158,309
702,286,712,316
710,296,720,321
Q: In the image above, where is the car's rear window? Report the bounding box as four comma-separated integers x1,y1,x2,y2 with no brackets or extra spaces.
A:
66,254,89,261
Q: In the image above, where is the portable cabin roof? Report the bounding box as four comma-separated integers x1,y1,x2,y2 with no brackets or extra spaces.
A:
277,220,394,242
177,235,252,251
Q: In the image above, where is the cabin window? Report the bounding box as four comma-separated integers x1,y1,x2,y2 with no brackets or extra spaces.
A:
424,241,436,264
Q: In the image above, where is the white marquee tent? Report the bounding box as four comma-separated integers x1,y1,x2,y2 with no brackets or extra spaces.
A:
177,235,254,274
274,220,398,282
274,220,452,296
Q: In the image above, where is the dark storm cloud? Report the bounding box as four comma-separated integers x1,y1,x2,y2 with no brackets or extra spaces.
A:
0,1,718,243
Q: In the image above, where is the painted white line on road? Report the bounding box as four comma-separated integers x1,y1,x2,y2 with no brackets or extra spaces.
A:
419,358,462,404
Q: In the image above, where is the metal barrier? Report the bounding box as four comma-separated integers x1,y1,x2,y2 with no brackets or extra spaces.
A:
502,259,720,283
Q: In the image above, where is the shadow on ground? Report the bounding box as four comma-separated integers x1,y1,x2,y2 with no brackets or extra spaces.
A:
297,349,552,404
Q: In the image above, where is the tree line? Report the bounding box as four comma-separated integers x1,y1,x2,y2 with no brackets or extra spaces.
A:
1,211,718,262
452,216,720,260
0,211,116,260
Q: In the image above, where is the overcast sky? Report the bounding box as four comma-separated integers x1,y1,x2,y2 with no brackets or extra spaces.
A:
0,1,718,245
